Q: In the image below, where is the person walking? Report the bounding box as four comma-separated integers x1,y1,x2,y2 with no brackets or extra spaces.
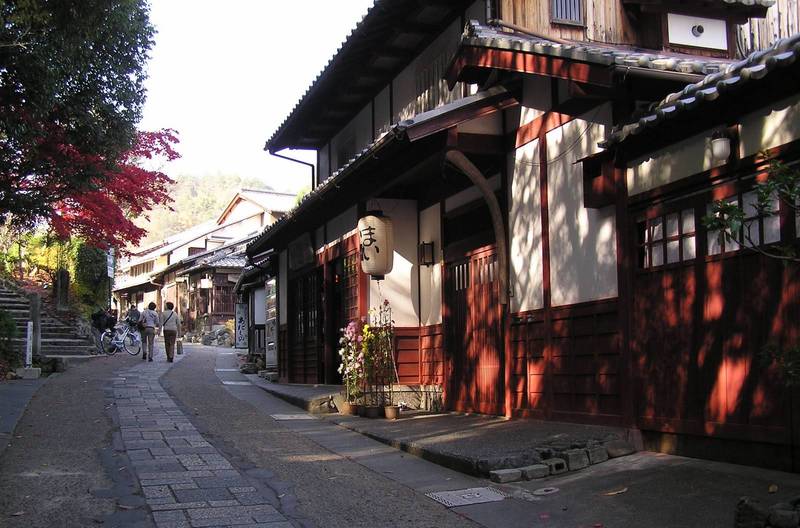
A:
139,302,160,361
160,302,181,363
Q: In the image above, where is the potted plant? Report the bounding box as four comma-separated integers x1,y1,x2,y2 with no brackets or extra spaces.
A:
337,319,364,415
376,300,399,420
361,300,399,419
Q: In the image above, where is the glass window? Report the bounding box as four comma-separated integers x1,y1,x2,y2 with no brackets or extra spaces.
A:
708,191,781,254
637,207,697,269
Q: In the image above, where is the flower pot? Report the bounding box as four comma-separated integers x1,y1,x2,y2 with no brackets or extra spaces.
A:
349,403,361,416
364,405,382,419
357,404,367,417
384,405,400,420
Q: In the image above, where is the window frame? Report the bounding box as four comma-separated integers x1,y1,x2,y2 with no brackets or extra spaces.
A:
636,206,698,271
551,0,585,27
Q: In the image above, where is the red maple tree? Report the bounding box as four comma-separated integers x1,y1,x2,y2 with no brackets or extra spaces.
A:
48,129,179,252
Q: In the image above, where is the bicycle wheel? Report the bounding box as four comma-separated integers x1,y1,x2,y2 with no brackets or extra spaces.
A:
123,333,140,355
100,331,117,355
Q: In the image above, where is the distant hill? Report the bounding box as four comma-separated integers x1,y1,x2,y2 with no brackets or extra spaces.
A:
135,173,287,246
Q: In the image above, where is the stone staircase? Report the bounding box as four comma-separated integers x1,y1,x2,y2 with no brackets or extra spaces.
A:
0,282,94,357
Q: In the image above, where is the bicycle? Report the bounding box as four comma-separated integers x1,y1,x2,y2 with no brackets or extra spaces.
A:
98,322,142,355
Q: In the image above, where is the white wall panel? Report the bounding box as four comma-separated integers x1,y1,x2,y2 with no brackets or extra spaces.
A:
367,199,419,327
509,138,544,313
419,203,442,326
546,106,618,306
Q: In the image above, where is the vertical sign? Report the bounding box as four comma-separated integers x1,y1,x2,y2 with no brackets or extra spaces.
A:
235,303,248,349
265,278,278,368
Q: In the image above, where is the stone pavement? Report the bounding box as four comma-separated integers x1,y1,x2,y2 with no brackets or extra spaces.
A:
0,377,48,458
111,358,294,528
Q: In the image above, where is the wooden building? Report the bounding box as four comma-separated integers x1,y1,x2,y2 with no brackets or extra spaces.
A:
246,0,800,469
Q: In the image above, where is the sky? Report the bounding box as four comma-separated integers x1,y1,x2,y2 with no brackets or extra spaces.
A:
139,0,375,194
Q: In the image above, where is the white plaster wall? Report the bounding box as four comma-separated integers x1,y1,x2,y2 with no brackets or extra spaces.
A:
326,206,358,243
367,199,419,327
740,94,800,157
253,287,267,325
547,106,618,306
419,203,442,326
627,128,721,196
278,250,287,325
224,200,262,224
509,138,544,313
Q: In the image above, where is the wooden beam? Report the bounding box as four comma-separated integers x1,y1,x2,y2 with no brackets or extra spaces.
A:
447,46,614,90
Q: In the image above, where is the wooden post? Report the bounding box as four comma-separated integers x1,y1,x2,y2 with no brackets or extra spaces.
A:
28,292,40,359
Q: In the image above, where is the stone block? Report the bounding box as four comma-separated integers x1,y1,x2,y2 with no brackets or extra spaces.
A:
587,446,609,465
768,505,799,528
520,464,549,480
542,458,567,475
604,440,636,458
489,468,523,483
734,497,768,528
15,367,41,379
562,449,589,471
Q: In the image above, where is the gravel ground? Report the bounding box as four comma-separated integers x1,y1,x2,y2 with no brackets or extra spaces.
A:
161,347,475,528
0,353,143,528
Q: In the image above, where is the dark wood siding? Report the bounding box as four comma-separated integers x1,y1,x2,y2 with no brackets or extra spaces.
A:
511,299,622,424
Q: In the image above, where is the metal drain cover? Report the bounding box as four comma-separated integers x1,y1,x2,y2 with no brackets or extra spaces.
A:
270,414,316,421
221,381,251,386
426,487,506,508
533,487,560,496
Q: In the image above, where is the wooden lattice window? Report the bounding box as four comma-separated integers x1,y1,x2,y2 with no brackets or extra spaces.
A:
213,284,235,315
707,190,780,256
551,0,584,26
337,253,359,324
637,208,697,269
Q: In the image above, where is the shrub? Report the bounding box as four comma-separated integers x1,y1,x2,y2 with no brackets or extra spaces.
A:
0,309,19,367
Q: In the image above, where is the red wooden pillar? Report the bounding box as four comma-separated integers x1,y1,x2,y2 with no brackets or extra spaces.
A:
613,161,636,428
539,116,554,420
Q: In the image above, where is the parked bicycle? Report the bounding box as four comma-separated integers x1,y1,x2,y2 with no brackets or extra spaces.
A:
98,322,142,356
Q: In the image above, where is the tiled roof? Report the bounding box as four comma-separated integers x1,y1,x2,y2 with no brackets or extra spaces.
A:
600,32,800,148
461,21,734,76
722,0,775,6
248,87,514,256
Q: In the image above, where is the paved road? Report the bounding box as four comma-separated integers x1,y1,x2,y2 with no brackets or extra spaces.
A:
161,346,477,528
4,344,800,528
0,353,144,528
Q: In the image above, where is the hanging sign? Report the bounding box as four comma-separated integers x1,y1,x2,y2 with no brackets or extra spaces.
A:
235,303,248,349
358,211,393,279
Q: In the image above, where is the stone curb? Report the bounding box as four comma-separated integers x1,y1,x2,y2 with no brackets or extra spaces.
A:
326,414,637,481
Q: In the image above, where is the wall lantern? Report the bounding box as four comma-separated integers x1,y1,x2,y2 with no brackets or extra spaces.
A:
418,241,435,267
199,277,213,289
711,131,731,162
358,211,394,280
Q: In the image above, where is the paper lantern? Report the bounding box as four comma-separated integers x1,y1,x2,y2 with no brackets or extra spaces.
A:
358,212,393,279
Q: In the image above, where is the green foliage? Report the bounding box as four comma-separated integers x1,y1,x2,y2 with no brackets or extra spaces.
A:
703,158,800,262
72,242,109,310
0,0,156,224
294,185,311,206
703,157,800,387
135,173,276,246
0,309,19,366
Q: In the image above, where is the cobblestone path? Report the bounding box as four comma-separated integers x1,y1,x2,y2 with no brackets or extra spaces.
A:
111,360,294,528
